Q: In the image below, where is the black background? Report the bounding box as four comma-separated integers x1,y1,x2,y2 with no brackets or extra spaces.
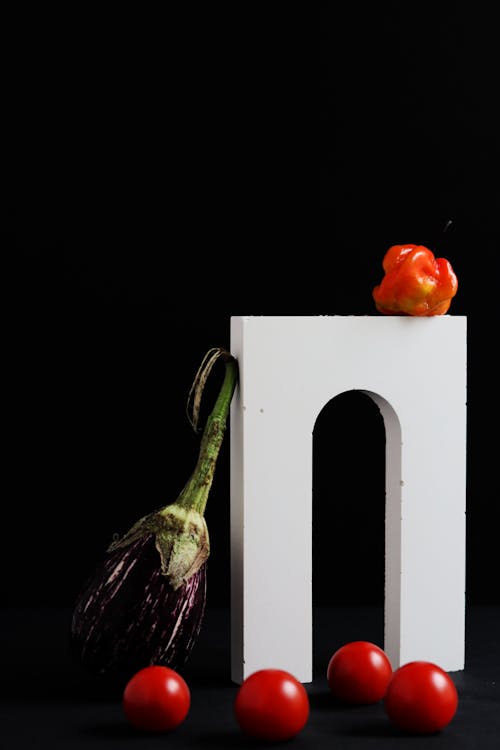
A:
4,3,499,618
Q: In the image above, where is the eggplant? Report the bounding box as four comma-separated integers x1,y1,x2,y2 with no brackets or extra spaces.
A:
70,348,238,679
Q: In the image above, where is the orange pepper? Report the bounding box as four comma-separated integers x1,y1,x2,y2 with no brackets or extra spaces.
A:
372,244,458,316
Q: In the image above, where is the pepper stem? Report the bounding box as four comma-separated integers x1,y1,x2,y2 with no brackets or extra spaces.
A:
176,349,238,515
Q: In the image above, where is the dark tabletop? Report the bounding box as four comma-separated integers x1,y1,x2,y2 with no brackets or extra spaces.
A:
1,605,499,749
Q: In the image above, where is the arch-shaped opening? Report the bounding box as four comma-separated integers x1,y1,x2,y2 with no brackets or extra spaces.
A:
312,389,387,671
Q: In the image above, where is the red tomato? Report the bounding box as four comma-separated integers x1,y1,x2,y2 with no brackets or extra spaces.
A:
234,668,310,741
384,661,458,734
123,665,190,733
327,641,393,704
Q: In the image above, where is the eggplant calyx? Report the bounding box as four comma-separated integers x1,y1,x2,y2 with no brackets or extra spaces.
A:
155,505,209,590
107,504,209,590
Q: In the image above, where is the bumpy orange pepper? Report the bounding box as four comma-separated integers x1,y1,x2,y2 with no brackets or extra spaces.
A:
372,244,458,316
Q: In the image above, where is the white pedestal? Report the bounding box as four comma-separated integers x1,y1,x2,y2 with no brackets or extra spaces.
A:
230,315,467,683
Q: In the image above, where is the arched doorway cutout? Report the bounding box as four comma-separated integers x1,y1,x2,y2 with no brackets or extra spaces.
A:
312,389,386,610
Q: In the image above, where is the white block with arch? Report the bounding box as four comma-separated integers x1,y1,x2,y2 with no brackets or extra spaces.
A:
230,315,467,684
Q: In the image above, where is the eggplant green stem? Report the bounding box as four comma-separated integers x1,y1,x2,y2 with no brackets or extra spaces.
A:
107,348,238,589
177,349,238,515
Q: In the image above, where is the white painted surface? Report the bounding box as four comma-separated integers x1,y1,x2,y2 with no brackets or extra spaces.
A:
230,316,467,683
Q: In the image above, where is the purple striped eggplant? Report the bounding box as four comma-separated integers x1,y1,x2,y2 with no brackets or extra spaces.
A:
71,348,238,679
